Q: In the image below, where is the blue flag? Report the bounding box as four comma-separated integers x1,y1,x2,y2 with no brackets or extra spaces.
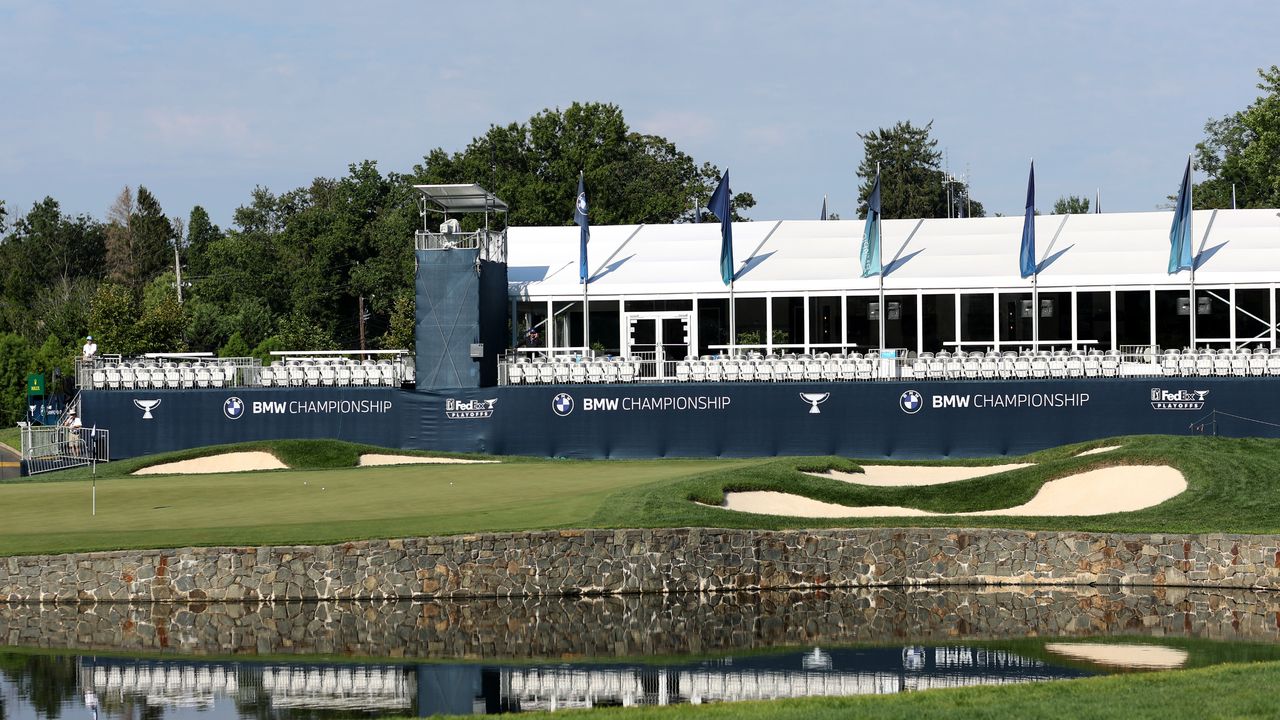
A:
1019,161,1036,279
860,170,882,278
1168,157,1194,274
708,170,734,285
820,195,828,221
575,172,589,283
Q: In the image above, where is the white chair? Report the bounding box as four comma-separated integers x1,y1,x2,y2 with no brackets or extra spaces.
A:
586,361,604,383
1196,354,1215,376
689,361,707,382
603,361,621,383
569,362,588,384
120,365,136,389
163,365,181,388
1231,354,1249,376
1065,358,1085,378
379,362,397,385
1249,354,1267,376
195,365,211,388
706,360,724,382
620,362,638,382
537,363,555,384
92,370,106,389
289,365,306,387
319,364,336,386
723,360,741,382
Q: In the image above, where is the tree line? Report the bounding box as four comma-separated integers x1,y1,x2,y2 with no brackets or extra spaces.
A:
2,67,1278,425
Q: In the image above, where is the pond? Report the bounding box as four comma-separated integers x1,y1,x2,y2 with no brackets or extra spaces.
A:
1,586,1277,717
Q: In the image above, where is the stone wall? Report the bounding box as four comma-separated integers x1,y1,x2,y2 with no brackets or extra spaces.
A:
3,587,1277,658
3,528,1280,603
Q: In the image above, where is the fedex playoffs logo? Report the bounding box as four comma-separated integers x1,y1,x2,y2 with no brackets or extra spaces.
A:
1150,388,1209,410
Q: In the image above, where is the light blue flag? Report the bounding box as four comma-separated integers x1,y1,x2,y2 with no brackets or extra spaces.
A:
860,171,882,277
1168,157,1194,274
1019,161,1036,279
708,170,734,285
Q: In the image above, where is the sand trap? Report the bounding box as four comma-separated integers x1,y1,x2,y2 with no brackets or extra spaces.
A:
720,465,1186,518
358,454,498,466
1075,445,1122,457
134,451,287,475
806,464,1032,486
1044,642,1188,669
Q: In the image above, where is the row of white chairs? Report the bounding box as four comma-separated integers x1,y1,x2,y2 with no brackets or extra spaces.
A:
260,359,404,387
90,362,238,390
509,359,641,384
1155,351,1280,377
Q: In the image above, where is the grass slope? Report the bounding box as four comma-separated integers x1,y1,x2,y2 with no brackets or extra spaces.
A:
438,660,1279,720
0,425,18,453
3,435,1280,556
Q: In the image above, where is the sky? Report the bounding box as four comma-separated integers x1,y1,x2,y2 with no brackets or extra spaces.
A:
1,1,1277,229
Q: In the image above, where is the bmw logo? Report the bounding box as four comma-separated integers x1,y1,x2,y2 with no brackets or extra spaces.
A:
223,396,245,420
899,390,923,415
552,393,574,417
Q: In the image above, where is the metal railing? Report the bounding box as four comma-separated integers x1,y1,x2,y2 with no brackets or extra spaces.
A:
415,228,507,263
20,424,109,475
498,347,1280,385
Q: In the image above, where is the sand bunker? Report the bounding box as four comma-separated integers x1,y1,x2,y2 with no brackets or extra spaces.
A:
358,454,498,466
720,465,1186,518
1044,642,1188,669
1075,445,1122,457
134,451,287,475
806,463,1032,486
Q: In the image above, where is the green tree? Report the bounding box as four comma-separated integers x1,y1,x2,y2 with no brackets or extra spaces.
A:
856,120,985,219
1195,65,1280,209
0,333,34,425
414,102,754,227
380,290,416,350
104,186,173,290
87,282,139,355
1053,195,1092,214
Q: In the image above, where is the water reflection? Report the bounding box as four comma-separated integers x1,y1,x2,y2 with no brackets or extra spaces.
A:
0,585,1277,718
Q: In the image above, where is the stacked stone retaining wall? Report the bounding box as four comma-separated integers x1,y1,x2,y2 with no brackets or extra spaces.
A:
3,528,1280,603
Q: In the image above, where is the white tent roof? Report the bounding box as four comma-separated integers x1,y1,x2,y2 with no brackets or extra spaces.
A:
506,209,1280,298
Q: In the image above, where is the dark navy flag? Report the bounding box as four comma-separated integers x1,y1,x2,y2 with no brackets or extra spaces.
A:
1168,157,1194,274
859,170,882,277
708,170,734,285
1019,161,1036,279
820,195,828,221
575,172,590,283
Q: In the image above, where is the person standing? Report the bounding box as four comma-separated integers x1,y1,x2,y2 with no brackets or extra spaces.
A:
82,335,98,358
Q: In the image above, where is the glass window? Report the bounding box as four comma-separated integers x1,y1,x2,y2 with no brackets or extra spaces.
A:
1155,290,1190,350
515,301,548,348
808,296,842,348
999,292,1032,343
922,294,955,353
587,300,620,355
1038,292,1071,342
1076,291,1112,351
771,297,805,349
734,297,767,348
698,298,729,356
1116,291,1151,348
624,299,692,312
884,294,917,353
551,300,583,349
1236,289,1271,349
846,296,875,351
960,293,994,345
1196,288,1231,345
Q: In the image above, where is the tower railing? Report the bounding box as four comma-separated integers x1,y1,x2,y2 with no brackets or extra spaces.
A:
415,228,507,263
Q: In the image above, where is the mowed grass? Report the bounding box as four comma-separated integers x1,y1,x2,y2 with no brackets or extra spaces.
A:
435,661,1280,720
5,434,1280,556
0,452,749,556
0,426,18,452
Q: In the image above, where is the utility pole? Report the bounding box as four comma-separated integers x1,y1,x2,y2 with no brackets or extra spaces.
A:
358,296,367,353
174,245,183,303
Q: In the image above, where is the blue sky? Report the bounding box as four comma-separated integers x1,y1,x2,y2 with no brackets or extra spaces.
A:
1,1,1276,228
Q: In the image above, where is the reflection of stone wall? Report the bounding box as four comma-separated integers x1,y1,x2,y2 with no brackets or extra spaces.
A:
3,528,1280,603
2,588,1278,658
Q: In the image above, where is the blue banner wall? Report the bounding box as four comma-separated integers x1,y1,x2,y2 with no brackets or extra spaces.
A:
81,389,405,459
82,379,1280,460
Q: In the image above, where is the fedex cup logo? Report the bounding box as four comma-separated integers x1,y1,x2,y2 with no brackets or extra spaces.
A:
133,399,161,419
799,392,830,414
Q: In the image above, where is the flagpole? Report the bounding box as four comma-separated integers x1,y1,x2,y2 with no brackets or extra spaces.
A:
1031,158,1039,350
1189,154,1196,350
876,162,885,359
